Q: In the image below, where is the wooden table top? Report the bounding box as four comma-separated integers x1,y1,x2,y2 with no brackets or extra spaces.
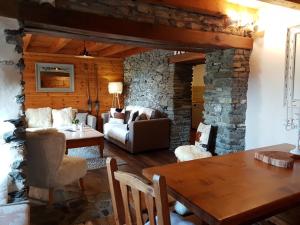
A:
143,144,300,225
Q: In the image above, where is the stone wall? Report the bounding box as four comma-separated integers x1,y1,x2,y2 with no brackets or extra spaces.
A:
124,50,192,149
0,16,27,203
45,0,251,37
204,49,250,155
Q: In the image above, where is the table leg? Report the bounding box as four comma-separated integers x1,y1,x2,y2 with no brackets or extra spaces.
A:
99,138,104,158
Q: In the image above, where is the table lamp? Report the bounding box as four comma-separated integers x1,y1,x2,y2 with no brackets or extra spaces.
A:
108,82,123,109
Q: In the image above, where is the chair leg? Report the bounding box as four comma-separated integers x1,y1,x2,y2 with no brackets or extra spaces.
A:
48,188,54,206
79,178,85,192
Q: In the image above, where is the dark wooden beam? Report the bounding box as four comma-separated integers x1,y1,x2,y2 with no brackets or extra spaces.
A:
140,0,228,16
259,0,300,10
49,38,72,53
140,0,258,17
111,47,152,58
98,45,135,57
23,33,32,51
0,1,253,51
169,52,206,64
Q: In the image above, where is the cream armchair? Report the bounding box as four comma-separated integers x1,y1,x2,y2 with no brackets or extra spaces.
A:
26,129,87,204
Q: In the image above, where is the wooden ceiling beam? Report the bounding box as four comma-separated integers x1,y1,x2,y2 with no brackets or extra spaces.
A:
24,51,123,61
98,45,136,57
23,33,32,51
139,0,258,17
48,38,72,53
76,42,112,54
258,0,300,10
140,0,228,16
9,2,253,51
111,47,152,58
168,52,206,64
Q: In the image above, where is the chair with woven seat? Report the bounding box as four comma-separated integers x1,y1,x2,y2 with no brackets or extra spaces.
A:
106,157,203,225
174,123,212,162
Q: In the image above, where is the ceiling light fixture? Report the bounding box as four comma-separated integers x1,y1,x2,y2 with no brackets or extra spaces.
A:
76,41,94,59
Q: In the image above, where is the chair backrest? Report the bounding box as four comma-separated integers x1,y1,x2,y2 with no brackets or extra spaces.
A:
106,157,171,225
26,130,66,188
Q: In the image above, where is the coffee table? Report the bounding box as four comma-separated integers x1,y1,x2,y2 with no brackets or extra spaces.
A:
61,127,104,157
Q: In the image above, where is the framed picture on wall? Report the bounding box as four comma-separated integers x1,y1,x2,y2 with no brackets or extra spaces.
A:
36,63,75,92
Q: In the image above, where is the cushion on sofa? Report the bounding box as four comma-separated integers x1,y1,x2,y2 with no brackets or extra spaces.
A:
195,122,212,151
25,107,52,128
104,123,129,144
52,107,73,128
75,112,88,125
125,105,160,120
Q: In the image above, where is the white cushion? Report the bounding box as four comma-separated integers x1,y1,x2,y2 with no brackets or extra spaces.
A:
104,123,129,144
175,145,212,162
52,107,73,128
25,107,52,128
75,112,88,125
145,212,195,225
126,106,155,120
109,118,124,124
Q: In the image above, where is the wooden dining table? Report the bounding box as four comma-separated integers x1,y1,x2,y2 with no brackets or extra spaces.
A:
142,144,300,225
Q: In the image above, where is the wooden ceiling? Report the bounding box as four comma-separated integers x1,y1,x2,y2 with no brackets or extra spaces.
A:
23,33,151,58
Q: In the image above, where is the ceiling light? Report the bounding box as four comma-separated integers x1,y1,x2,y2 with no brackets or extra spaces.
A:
76,41,94,59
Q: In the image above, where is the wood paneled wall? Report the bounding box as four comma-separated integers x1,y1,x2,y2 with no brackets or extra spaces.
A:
24,53,124,118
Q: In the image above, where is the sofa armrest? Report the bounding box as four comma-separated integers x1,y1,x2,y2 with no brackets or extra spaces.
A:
101,112,110,124
87,115,97,129
128,118,170,153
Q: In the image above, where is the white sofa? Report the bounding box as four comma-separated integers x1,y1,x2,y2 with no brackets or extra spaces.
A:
25,107,97,130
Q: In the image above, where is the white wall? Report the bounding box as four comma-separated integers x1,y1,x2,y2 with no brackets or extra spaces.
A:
0,16,22,121
246,4,300,149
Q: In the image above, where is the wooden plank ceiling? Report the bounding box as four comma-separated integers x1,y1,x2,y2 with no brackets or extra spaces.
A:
23,33,151,58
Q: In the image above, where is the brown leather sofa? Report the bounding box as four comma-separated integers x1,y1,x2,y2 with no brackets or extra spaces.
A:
102,108,170,153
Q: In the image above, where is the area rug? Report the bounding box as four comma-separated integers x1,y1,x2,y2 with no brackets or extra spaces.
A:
68,146,126,170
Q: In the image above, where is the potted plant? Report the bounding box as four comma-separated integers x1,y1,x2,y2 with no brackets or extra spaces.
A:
72,118,79,130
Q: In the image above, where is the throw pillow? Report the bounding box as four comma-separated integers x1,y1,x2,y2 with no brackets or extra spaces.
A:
124,110,131,124
136,113,148,121
195,122,212,151
75,112,88,125
114,112,125,120
110,108,124,118
127,111,139,130
127,111,139,124
109,118,124,124
52,107,73,128
25,107,52,128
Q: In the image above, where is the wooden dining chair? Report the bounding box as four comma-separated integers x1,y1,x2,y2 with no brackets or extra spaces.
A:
106,157,199,225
